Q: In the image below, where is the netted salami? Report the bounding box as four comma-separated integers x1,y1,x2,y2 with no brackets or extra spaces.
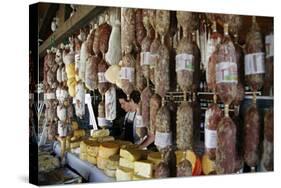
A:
177,151,193,177
216,24,238,105
85,53,102,91
121,8,136,54
176,101,193,150
149,94,162,135
98,58,110,95
264,33,273,95
141,86,153,129
135,9,146,47
92,24,100,55
99,16,112,54
244,17,265,92
141,25,154,80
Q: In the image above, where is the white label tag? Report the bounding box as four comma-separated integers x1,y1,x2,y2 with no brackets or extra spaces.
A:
216,62,238,83
265,34,274,58
244,52,265,75
155,131,172,149
176,53,194,72
149,54,159,68
75,54,80,63
204,128,217,149
135,115,145,128
98,72,108,83
98,117,108,127
140,52,151,66
120,67,135,82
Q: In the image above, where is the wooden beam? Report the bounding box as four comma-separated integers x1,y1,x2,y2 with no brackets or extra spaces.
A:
39,5,107,58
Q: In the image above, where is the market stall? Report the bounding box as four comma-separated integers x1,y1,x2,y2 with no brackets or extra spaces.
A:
30,2,274,185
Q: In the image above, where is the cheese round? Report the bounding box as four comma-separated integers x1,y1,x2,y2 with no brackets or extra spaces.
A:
98,142,120,158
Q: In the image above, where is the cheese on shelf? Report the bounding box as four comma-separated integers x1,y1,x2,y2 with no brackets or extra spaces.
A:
73,129,86,138
90,136,115,142
119,148,147,161
92,129,110,138
87,154,97,165
104,168,116,178
71,121,79,130
133,174,151,180
106,155,120,170
134,160,153,178
70,141,81,149
147,152,162,166
98,142,120,158
202,153,216,175
116,166,134,181
86,142,100,157
175,150,196,169
119,157,134,169
97,156,109,170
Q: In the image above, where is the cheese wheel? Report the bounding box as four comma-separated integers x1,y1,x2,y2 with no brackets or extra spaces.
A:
70,141,81,149
80,153,87,161
119,157,134,169
90,136,115,142
86,141,100,157
106,155,120,170
87,154,97,165
134,160,153,178
71,121,79,130
73,129,86,138
97,156,109,170
116,166,134,181
119,148,147,161
98,142,120,158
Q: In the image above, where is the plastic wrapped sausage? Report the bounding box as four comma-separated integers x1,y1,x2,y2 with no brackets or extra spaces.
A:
121,8,135,54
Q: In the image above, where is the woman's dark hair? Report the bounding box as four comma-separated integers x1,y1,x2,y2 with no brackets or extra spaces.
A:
116,89,140,104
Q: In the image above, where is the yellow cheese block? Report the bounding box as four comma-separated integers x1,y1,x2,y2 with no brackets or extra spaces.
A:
133,174,151,180
119,148,147,162
104,168,116,178
147,152,162,166
80,153,87,161
92,129,110,138
70,141,81,149
106,155,120,170
80,140,87,153
97,156,110,170
175,150,197,169
86,142,100,157
119,157,134,169
116,166,134,181
134,160,153,178
87,154,97,165
98,142,120,158
202,153,216,175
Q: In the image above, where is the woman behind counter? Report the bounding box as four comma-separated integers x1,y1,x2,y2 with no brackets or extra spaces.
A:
118,90,155,150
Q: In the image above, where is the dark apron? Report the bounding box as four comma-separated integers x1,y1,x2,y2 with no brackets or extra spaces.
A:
122,113,136,143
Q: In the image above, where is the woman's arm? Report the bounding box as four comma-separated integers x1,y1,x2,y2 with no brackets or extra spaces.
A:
138,131,155,149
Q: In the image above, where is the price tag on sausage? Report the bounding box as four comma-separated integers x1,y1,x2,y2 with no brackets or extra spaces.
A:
140,52,151,66
204,128,217,149
245,52,265,75
98,72,108,83
176,53,194,72
216,62,238,83
120,67,135,83
155,131,172,149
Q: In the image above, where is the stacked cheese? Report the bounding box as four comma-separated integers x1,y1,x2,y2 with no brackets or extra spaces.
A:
70,122,86,150
97,142,120,170
90,129,115,142
86,141,100,164
104,154,120,178
116,147,152,181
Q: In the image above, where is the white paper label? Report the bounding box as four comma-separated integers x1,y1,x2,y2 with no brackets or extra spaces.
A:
176,53,194,72
244,52,265,75
135,115,145,128
98,117,108,127
140,52,151,66
216,62,238,83
98,72,108,83
155,131,172,148
120,67,135,82
149,54,159,68
204,128,217,149
75,54,80,63
265,34,274,58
